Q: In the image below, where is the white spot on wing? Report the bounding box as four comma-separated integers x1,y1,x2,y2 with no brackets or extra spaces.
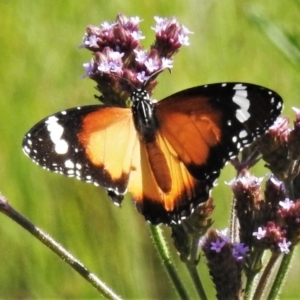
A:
239,130,248,139
55,139,69,154
232,84,250,123
46,116,69,154
65,159,74,169
23,145,31,154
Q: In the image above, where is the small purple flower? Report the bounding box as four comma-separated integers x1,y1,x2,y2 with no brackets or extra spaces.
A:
278,238,292,254
98,61,122,74
181,25,194,35
100,21,116,30
178,34,190,46
109,51,124,61
279,198,294,210
253,227,267,240
82,60,94,77
84,35,98,48
210,238,226,253
161,57,173,69
97,61,111,73
152,16,167,32
232,243,249,260
96,51,124,74
131,31,145,41
130,16,143,25
144,58,160,72
136,71,150,83
134,49,148,63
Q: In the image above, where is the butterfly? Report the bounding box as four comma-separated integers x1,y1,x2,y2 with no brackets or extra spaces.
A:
22,82,283,225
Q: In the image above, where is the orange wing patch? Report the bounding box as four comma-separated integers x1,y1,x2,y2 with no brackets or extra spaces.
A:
78,105,210,224
156,95,222,166
129,131,200,222
78,107,138,188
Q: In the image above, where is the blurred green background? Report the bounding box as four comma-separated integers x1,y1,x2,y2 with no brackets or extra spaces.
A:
0,0,299,299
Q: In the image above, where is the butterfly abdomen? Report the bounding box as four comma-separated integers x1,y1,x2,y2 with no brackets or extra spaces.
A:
145,141,172,193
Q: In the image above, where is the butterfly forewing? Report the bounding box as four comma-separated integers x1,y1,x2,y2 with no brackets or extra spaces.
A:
23,105,136,201
156,83,283,182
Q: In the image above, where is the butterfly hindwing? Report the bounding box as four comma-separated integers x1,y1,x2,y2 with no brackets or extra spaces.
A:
132,132,210,224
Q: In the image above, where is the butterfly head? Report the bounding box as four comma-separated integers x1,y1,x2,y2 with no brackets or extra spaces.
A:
131,88,152,105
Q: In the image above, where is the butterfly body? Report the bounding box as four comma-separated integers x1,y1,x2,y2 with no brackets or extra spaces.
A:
131,89,172,194
23,83,283,224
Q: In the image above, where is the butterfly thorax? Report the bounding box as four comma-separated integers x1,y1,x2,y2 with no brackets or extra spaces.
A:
131,88,158,143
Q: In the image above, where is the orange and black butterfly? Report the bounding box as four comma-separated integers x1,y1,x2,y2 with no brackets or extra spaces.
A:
22,83,283,224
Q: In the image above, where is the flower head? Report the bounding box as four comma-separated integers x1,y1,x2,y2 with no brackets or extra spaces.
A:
288,107,300,161
152,16,193,54
201,230,244,299
256,117,291,180
252,222,285,252
80,14,192,106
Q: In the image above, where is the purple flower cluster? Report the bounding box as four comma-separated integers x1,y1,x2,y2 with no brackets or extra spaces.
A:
77,14,300,300
224,108,300,257
201,229,249,261
81,14,192,106
200,229,249,299
196,109,300,298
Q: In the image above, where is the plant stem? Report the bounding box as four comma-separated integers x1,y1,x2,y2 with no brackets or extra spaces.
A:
252,252,280,300
186,263,207,300
149,224,190,300
267,248,294,300
244,273,255,300
185,236,207,300
0,194,122,300
244,249,265,299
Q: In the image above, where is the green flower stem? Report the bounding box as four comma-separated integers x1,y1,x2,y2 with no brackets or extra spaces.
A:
186,236,207,300
0,195,122,300
190,235,201,263
244,249,265,299
268,248,294,300
244,273,255,300
186,263,207,300
253,252,280,300
149,224,190,300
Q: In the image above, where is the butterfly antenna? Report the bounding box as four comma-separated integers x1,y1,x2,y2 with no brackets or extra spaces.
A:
142,66,172,89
